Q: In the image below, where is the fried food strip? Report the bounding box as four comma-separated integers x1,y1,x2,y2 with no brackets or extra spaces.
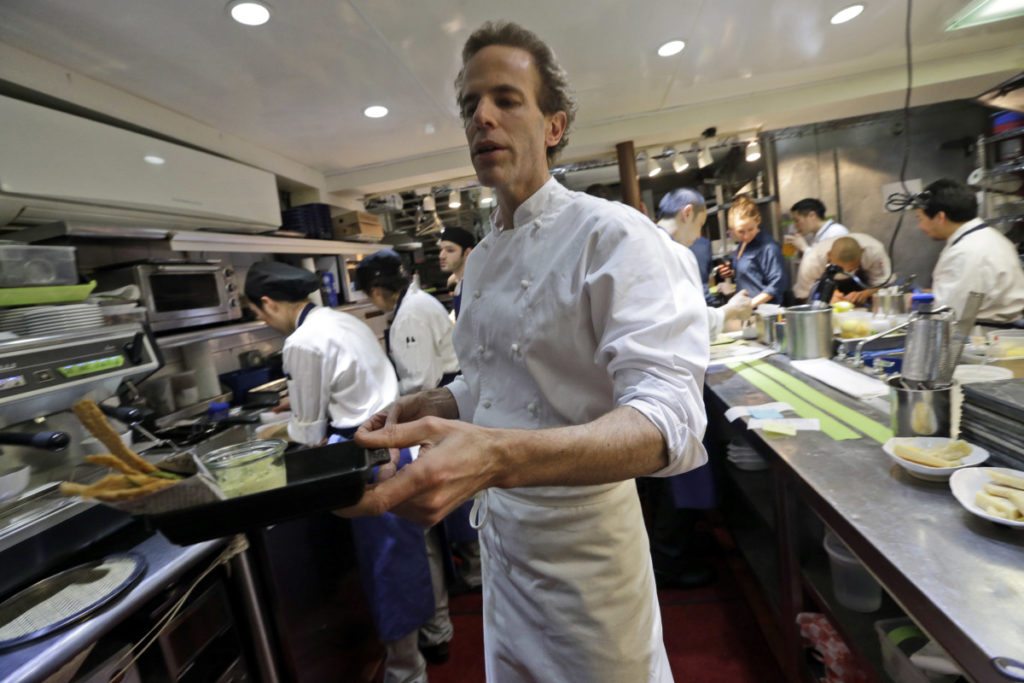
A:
85,454,141,475
88,479,176,502
984,484,1024,514
975,491,1022,520
931,440,971,461
893,443,961,468
989,471,1024,491
72,400,155,473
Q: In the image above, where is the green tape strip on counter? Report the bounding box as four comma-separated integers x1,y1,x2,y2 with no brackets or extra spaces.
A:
725,361,861,441
744,360,893,444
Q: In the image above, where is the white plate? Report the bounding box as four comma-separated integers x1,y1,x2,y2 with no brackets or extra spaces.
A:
882,437,989,481
949,467,1024,529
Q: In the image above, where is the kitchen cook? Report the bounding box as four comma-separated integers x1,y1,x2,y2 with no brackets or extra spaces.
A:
794,233,892,305
347,20,710,683
915,177,1024,323
716,195,789,308
243,261,438,683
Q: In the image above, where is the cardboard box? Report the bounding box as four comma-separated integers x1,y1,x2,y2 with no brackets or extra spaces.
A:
332,211,384,241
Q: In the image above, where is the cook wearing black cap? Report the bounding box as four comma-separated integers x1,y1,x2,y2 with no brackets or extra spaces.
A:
244,260,399,443
246,261,438,681
436,227,476,319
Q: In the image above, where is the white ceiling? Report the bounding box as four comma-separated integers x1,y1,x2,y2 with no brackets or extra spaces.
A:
0,0,1022,195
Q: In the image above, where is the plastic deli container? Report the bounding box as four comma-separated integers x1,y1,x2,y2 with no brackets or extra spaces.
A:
202,439,287,498
0,244,78,287
823,530,882,613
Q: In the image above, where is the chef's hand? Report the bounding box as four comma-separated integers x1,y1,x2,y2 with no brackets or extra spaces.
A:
722,289,752,322
345,416,501,526
271,398,291,413
784,233,808,253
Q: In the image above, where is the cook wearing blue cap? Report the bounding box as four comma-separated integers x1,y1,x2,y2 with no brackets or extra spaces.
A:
656,189,714,302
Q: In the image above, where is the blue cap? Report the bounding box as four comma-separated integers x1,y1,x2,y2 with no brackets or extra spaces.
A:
658,188,706,219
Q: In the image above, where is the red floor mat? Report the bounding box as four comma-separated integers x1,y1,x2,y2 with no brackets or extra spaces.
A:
427,570,783,683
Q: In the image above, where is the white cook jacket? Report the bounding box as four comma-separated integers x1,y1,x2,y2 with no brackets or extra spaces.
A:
447,177,708,682
932,219,1024,321
389,281,459,395
810,218,850,246
793,232,892,300
283,306,399,445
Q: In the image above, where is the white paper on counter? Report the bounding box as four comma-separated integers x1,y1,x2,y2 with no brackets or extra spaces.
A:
724,402,793,422
789,358,889,399
748,418,821,431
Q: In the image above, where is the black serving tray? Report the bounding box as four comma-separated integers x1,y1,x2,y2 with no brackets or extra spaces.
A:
145,440,388,545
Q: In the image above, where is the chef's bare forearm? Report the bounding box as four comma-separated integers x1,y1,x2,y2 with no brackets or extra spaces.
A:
418,387,461,420
489,406,668,489
751,292,773,307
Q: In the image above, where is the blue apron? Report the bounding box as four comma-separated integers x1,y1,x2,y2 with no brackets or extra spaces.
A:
330,433,434,642
296,296,432,643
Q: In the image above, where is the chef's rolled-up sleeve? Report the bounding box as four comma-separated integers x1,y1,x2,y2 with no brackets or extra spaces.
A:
585,217,710,477
446,374,474,423
284,344,330,446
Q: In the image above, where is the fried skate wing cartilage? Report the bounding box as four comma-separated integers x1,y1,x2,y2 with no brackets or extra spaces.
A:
72,399,156,474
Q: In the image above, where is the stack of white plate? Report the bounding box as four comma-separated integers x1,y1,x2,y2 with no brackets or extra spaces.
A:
726,442,768,471
0,304,104,337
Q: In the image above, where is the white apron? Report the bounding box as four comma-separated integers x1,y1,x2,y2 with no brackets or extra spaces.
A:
476,483,673,683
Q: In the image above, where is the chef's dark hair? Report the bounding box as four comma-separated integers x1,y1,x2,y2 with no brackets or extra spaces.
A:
354,250,410,294
455,21,577,165
244,261,320,308
790,198,827,219
918,178,977,223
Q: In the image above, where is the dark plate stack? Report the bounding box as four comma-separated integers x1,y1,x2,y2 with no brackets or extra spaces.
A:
960,378,1024,469
281,203,333,239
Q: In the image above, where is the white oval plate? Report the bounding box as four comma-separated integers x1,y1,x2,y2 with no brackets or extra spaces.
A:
949,467,1024,529
882,437,989,482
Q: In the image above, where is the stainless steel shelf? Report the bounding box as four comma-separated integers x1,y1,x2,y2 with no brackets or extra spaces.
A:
982,128,1024,145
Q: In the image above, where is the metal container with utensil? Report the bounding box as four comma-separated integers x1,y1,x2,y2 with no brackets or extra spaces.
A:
888,376,952,437
784,304,833,360
871,290,908,316
902,307,956,387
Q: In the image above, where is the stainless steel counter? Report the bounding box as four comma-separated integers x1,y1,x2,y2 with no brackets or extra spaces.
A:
705,355,1024,680
0,534,224,683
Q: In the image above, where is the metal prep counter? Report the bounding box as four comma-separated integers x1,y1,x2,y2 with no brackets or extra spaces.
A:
704,354,1024,683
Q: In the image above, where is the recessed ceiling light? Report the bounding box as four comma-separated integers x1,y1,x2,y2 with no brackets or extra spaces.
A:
947,0,1024,30
143,155,165,165
657,40,686,57
364,105,389,119
830,4,865,24
227,1,271,26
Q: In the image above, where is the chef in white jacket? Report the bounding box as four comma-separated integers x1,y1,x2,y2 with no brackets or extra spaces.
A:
244,261,436,683
657,187,752,337
356,248,459,665
915,178,1024,322
347,21,708,683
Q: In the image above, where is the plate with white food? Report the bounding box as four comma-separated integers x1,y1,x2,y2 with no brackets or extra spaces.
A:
949,467,1024,529
882,437,988,481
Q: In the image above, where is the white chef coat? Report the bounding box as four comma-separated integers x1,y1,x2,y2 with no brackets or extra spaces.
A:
810,218,849,246
932,218,1024,321
667,238,726,339
447,177,708,682
793,232,892,300
284,306,399,445
389,281,459,395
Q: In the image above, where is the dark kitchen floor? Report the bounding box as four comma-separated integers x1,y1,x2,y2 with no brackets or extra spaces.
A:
424,548,784,683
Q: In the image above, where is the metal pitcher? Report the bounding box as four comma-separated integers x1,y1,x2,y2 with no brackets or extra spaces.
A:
902,307,956,387
784,304,833,360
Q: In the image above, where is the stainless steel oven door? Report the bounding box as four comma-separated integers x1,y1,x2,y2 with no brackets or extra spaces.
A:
138,264,241,331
